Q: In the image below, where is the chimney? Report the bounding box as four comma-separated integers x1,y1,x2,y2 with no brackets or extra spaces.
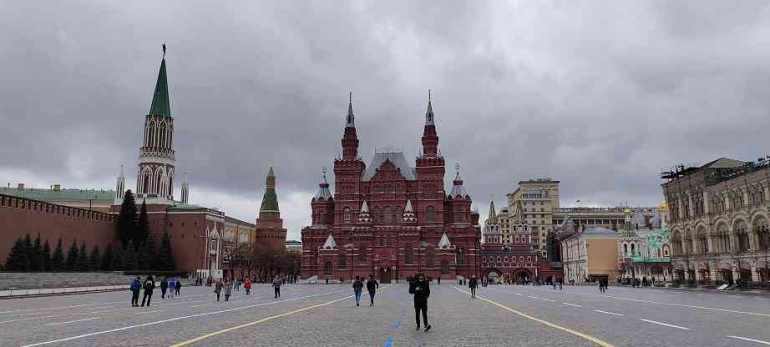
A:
53,184,61,192
17,183,25,190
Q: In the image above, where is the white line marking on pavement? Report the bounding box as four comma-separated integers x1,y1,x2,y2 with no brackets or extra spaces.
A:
189,304,206,308
727,335,770,345
640,319,689,330
88,306,114,310
541,298,555,302
563,303,582,308
527,296,538,299
0,315,57,324
0,304,94,315
46,317,101,326
515,293,522,296
133,310,164,315
594,310,623,317
19,289,350,347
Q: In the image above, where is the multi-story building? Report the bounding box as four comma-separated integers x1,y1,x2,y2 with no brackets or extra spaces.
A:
616,205,672,283
662,157,770,285
505,179,656,256
482,200,561,283
506,178,560,255
300,95,482,283
561,226,620,284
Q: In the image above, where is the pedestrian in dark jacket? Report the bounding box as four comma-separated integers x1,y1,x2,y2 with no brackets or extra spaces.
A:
272,276,282,298
141,276,155,307
214,280,223,301
352,276,364,306
160,278,169,299
366,275,379,306
130,277,141,307
175,279,182,296
468,275,478,298
409,273,431,332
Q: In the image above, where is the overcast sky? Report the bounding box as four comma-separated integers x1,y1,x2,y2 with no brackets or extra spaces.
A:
2,1,770,240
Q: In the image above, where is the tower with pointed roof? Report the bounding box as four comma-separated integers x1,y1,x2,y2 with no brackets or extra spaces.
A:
180,172,189,204
255,166,287,250
301,91,482,283
114,165,126,204
136,46,176,201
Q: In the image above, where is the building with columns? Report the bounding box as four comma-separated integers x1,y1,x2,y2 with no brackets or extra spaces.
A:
662,157,770,286
300,94,482,283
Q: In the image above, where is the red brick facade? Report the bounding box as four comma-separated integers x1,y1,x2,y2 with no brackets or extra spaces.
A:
300,98,482,282
1,194,116,265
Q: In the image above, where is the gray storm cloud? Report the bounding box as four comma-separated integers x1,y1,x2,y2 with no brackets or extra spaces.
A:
2,1,770,239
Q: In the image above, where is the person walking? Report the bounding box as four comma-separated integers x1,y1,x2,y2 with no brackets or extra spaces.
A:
160,277,169,299
469,275,478,298
558,278,563,290
224,280,233,302
174,278,182,296
140,275,155,307
272,276,282,298
130,277,141,307
409,274,431,332
352,276,364,306
366,274,379,306
244,278,252,295
169,278,177,299
214,279,224,301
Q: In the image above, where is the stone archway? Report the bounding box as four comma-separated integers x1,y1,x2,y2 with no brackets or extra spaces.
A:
512,268,533,284
483,268,502,283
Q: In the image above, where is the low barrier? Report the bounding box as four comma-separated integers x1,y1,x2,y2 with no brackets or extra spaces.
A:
0,284,126,298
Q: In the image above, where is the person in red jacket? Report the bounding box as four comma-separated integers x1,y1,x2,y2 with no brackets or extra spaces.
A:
244,278,252,295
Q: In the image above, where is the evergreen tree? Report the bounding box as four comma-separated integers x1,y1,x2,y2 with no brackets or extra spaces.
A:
76,241,89,271
89,245,101,272
101,243,113,271
144,233,157,271
66,239,79,271
123,240,137,270
156,230,176,271
30,234,42,271
42,240,51,271
136,243,149,270
136,200,150,247
116,189,138,249
23,234,33,270
5,237,29,271
111,242,124,271
51,237,65,271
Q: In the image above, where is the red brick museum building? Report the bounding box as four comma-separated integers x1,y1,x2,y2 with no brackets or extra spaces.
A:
300,95,482,282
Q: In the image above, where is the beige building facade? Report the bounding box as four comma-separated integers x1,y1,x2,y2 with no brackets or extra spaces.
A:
561,227,620,284
663,157,770,285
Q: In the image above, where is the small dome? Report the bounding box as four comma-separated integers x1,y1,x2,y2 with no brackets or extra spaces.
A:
658,200,668,211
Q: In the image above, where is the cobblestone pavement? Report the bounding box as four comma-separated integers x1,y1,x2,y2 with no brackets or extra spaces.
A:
1,282,769,346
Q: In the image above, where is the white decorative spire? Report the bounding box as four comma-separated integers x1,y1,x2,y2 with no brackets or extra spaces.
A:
403,200,416,223
321,234,337,249
181,172,189,204
358,200,372,224
115,165,126,203
438,232,452,249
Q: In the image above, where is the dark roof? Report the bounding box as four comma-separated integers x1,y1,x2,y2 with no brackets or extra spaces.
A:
148,58,171,116
260,187,279,212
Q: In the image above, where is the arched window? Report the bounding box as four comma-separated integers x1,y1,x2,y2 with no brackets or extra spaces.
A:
736,220,750,251
324,261,333,275
168,177,173,197
343,208,351,223
160,123,167,148
405,247,413,264
338,252,346,268
147,121,155,147
384,207,392,224
143,172,151,194
440,260,449,275
457,249,465,265
427,252,435,268
631,243,635,256
426,206,435,223
623,243,628,256
358,245,367,262
156,174,163,195
504,256,509,262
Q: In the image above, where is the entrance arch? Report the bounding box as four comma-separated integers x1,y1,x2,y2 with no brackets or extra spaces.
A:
512,268,533,284
483,268,502,283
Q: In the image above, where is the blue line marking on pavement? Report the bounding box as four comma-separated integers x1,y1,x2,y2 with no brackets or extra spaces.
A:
383,337,393,347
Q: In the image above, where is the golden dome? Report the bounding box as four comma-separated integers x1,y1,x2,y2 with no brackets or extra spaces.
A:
658,200,668,211
623,207,632,214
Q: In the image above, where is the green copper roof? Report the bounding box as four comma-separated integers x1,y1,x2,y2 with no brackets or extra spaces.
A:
0,187,114,202
260,188,279,212
148,59,171,116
